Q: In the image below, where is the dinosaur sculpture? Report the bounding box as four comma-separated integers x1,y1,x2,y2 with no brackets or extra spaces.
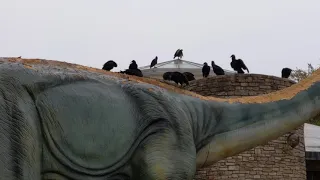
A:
0,57,320,180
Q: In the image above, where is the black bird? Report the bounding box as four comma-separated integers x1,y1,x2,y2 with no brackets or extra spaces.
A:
211,61,225,75
173,49,183,59
163,72,173,81
202,62,210,78
170,71,189,86
230,54,237,70
102,60,118,71
120,69,143,77
230,54,249,74
281,67,292,78
182,72,195,81
150,56,158,68
129,60,138,70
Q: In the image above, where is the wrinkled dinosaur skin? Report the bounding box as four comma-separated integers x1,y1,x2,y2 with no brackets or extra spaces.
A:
0,59,320,180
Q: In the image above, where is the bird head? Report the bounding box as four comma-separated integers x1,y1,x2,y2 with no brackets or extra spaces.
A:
131,60,136,64
231,54,235,58
204,62,208,66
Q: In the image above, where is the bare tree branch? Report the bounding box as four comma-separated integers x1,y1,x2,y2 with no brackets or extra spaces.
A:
289,63,318,82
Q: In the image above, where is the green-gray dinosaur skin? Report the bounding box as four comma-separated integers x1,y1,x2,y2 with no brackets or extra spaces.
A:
0,60,320,180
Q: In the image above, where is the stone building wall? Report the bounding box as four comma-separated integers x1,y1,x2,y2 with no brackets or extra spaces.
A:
184,74,306,180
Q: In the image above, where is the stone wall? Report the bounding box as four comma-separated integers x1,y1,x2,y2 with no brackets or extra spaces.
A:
184,74,306,180
185,73,295,98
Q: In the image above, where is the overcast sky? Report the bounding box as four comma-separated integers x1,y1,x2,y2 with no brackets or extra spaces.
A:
1,0,319,77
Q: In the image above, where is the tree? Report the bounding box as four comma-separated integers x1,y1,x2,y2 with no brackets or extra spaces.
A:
290,62,320,125
289,63,317,82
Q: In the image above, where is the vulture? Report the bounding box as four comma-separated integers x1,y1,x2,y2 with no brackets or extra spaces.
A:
102,60,118,71
281,67,292,78
170,71,189,86
173,49,183,59
129,60,138,70
230,54,249,74
120,68,143,77
182,72,196,81
211,61,225,75
163,72,173,81
150,56,158,68
202,62,210,78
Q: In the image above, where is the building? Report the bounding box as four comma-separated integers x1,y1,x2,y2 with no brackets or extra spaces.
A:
139,59,235,80
305,123,320,180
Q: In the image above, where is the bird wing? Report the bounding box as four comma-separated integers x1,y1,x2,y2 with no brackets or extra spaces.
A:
202,66,206,73
217,65,225,74
230,61,235,69
150,59,156,68
239,59,249,71
174,49,179,57
180,50,183,57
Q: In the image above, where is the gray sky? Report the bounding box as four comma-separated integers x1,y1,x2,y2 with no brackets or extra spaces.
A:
1,0,319,77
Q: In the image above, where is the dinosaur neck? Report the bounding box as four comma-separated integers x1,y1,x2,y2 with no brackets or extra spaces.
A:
187,81,320,168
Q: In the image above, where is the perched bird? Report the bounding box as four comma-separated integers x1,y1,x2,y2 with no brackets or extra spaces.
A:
129,60,138,70
170,71,189,86
150,56,158,69
230,54,249,74
163,72,173,81
174,49,180,59
211,61,225,75
120,69,143,77
102,60,118,71
281,67,292,78
182,72,195,81
173,49,183,59
230,54,237,71
202,62,210,78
